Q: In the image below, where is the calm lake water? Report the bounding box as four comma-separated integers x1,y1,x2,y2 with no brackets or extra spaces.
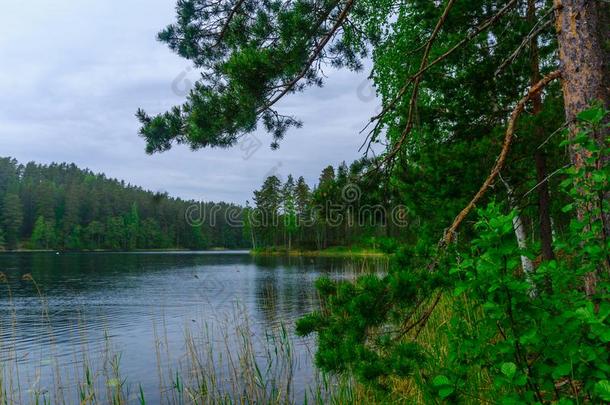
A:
0,251,383,404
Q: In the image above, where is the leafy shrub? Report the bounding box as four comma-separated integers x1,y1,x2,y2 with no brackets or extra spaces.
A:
298,106,609,403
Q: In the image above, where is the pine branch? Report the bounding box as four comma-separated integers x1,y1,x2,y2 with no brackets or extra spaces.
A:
256,0,353,114
441,70,561,246
215,0,247,46
494,7,556,76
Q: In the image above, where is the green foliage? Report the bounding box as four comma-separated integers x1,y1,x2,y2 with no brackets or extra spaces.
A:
31,216,51,249
138,1,606,401
137,0,368,152
298,107,609,403
2,192,23,250
0,158,248,251
282,175,298,249
249,158,408,252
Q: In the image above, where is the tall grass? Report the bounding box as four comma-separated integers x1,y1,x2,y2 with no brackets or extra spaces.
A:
0,272,377,405
0,266,484,405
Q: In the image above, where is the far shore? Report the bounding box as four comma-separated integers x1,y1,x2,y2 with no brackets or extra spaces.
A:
249,247,389,258
1,247,388,258
0,247,245,253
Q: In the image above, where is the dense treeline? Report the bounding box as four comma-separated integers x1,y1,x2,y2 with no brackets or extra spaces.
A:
141,0,609,402
0,157,247,251
248,159,409,251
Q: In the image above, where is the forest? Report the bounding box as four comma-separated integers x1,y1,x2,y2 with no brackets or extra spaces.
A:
0,157,247,251
0,0,607,402
133,0,609,403
247,159,408,251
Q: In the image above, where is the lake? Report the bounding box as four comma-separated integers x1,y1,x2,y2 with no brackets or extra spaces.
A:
0,251,383,404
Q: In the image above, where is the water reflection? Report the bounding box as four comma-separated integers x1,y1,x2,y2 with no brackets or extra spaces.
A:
0,252,385,403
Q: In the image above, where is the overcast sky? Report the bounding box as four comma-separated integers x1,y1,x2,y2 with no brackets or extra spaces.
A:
0,0,380,204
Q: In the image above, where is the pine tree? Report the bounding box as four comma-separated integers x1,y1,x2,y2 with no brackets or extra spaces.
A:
125,203,140,250
0,158,247,250
31,216,48,249
282,175,297,250
294,176,312,246
2,193,23,250
243,201,256,249
84,221,105,250
253,176,282,246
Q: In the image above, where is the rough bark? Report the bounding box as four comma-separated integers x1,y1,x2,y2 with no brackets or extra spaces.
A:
554,0,610,295
529,0,555,261
554,0,610,123
534,151,555,260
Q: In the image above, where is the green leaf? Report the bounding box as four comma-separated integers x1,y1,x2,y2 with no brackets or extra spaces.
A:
501,362,517,379
432,375,451,387
577,106,604,124
514,374,528,387
439,386,454,399
453,285,468,296
552,363,572,379
594,380,610,401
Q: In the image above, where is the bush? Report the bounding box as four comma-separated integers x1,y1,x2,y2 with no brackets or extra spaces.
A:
298,106,610,403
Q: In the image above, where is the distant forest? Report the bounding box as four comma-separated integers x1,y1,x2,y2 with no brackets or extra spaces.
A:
0,157,246,251
247,158,408,252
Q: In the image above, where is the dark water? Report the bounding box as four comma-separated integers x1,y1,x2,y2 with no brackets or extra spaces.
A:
0,251,382,403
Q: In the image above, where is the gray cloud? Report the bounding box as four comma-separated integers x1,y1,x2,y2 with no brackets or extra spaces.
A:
0,0,380,204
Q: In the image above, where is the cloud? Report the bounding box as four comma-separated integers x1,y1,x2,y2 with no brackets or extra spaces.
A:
0,0,380,204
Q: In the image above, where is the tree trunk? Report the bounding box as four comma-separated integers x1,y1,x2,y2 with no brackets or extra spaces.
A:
529,0,555,261
501,176,537,297
553,0,610,295
534,150,555,260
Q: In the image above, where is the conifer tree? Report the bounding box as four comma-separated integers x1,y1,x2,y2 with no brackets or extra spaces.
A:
281,175,297,250
31,216,48,249
253,175,282,246
2,193,23,250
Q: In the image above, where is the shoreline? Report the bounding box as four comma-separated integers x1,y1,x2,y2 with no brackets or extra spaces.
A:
0,247,245,254
249,247,389,258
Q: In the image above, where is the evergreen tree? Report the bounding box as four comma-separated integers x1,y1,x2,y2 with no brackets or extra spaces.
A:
253,176,282,246
2,193,23,250
125,203,140,250
242,201,256,249
66,225,83,250
31,216,48,249
294,176,312,247
281,175,297,250
0,157,248,250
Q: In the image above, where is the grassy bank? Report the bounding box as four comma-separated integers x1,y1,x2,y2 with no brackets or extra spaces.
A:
250,246,389,258
0,271,495,404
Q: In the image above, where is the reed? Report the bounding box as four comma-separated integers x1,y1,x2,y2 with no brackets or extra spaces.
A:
0,270,486,405
0,275,369,405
